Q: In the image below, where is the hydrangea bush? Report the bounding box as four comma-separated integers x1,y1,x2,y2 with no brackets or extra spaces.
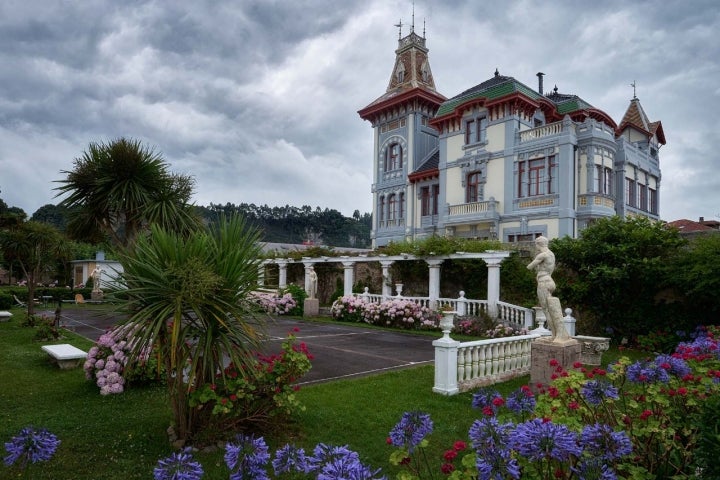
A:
83,326,162,395
332,296,438,330
252,291,298,315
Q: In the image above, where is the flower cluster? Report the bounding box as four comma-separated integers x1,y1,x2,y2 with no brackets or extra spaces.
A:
252,291,298,315
189,333,313,432
3,426,60,470
484,323,529,339
331,296,437,330
154,434,383,480
389,327,720,479
330,295,368,323
83,327,131,395
153,447,204,480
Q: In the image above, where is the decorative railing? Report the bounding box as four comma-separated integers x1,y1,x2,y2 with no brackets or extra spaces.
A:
519,121,563,142
448,200,499,217
497,301,534,330
456,334,540,391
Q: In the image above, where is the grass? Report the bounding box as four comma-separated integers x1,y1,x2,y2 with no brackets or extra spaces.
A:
0,312,647,479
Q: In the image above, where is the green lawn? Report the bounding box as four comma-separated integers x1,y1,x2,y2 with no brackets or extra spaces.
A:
0,314,644,479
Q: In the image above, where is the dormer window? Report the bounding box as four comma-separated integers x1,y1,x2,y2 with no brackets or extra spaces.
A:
464,116,487,145
385,143,403,171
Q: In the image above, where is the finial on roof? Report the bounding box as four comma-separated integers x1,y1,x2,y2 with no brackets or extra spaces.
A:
394,19,402,40
411,1,415,33
494,68,499,77
554,84,558,94
423,18,426,38
630,80,637,99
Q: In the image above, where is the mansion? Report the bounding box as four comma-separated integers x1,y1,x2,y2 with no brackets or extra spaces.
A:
358,29,664,248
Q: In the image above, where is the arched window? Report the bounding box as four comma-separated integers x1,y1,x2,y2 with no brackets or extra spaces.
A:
398,192,405,219
385,143,402,171
378,196,385,222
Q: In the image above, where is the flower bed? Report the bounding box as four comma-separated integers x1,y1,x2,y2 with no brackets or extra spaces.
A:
331,296,438,330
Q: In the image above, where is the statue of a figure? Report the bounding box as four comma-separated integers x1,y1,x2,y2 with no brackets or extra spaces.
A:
308,268,318,300
91,266,104,293
527,236,571,342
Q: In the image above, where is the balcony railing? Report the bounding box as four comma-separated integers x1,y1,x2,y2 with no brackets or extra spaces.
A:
448,199,499,217
519,121,563,143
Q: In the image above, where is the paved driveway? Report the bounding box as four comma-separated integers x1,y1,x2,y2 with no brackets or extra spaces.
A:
50,307,436,385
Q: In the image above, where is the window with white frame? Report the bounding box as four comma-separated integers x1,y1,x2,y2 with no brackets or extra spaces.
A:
637,184,647,211
387,194,397,221
421,185,439,216
625,178,636,207
378,196,385,222
649,188,658,214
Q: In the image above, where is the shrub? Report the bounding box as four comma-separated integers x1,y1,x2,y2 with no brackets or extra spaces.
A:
251,291,298,315
330,295,368,323
281,283,306,316
0,292,12,309
189,333,313,434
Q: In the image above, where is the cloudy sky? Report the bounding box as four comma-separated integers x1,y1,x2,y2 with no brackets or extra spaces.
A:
1,0,718,222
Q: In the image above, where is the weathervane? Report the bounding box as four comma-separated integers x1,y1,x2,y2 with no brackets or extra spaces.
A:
395,19,402,39
630,80,637,99
411,1,415,33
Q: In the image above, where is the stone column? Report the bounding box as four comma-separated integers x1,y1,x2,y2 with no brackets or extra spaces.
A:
379,259,394,300
432,335,460,395
302,260,314,294
426,259,443,310
341,259,355,297
480,251,510,319
257,261,268,287
276,259,289,289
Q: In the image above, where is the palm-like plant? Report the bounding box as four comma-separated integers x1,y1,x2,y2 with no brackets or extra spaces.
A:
117,214,265,442
54,137,202,248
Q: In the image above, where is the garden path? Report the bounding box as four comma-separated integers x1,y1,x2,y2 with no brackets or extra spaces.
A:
46,307,435,385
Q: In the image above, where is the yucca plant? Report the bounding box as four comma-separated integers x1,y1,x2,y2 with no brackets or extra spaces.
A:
116,214,265,443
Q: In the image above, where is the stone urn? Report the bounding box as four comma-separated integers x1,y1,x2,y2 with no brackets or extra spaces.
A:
439,311,456,338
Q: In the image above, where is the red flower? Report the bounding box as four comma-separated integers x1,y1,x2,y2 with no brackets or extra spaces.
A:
573,361,583,369
677,387,688,396
548,386,559,398
639,409,653,420
568,401,579,410
386,437,392,444
443,450,458,461
482,406,494,416
549,359,559,367
229,394,238,401
220,398,228,405
453,441,467,451
441,463,455,474
492,397,505,407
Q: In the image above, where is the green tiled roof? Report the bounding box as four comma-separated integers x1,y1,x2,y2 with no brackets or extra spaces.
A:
436,75,543,117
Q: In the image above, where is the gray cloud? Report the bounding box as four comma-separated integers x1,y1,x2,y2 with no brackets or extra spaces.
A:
0,0,717,223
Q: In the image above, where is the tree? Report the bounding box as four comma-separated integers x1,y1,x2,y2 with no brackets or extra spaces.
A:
117,214,265,442
551,216,686,339
30,204,71,232
0,221,68,315
55,137,202,249
670,233,720,325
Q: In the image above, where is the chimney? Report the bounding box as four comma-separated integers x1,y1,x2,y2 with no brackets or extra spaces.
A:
699,217,704,222
537,72,545,95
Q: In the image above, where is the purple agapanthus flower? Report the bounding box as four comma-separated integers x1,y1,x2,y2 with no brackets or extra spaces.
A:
571,458,618,480
476,449,521,480
387,412,433,453
153,447,204,480
579,423,633,462
4,426,60,469
471,387,504,415
510,418,582,463
468,417,514,456
306,444,384,480
506,387,536,415
272,444,308,475
626,360,670,384
654,354,692,378
225,434,270,480
581,380,619,406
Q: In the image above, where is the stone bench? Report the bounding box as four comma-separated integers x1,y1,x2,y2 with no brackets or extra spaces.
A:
574,335,611,365
41,344,87,369
0,311,12,322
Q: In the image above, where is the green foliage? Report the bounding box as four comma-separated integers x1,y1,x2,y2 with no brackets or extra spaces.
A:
33,316,60,341
118,213,265,442
551,216,687,340
0,292,11,309
670,234,720,325
382,235,502,256
694,389,720,479
188,334,313,437
55,137,202,248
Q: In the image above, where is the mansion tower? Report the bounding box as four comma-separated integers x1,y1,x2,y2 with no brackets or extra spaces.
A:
359,29,665,248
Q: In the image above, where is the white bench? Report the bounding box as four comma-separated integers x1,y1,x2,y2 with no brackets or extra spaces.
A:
41,344,87,369
0,311,12,322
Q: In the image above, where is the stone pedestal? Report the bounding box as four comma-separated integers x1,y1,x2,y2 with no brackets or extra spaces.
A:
574,336,610,365
530,338,581,389
91,291,104,302
303,298,319,317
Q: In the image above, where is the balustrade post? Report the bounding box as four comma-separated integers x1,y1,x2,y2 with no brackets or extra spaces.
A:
433,335,460,395
426,259,443,310
456,291,467,316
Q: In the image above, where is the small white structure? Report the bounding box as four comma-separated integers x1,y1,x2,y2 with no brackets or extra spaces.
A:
0,311,12,321
70,251,124,290
41,344,87,369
